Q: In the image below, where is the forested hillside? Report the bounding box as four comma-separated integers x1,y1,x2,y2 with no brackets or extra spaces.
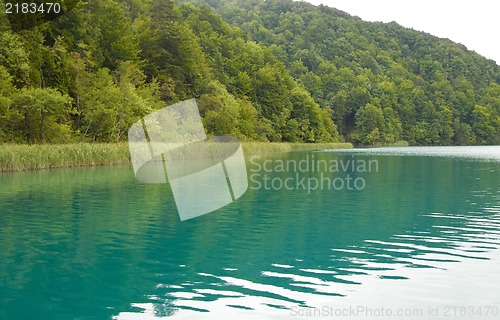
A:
0,0,499,145
186,0,500,145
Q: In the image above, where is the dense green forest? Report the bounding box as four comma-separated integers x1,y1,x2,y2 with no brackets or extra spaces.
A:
0,0,499,145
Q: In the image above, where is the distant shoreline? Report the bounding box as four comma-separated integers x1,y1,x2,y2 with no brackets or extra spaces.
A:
0,142,353,172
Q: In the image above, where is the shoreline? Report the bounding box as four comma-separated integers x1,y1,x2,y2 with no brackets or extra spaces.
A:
0,142,353,172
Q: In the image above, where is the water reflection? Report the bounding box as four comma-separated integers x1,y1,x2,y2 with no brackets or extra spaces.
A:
0,148,499,320
117,208,500,319
113,150,500,319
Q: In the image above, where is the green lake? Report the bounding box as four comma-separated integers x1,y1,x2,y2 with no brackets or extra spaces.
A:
1,146,499,320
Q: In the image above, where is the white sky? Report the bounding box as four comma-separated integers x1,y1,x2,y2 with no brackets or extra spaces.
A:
301,0,500,65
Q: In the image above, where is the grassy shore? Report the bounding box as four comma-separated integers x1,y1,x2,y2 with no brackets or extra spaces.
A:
0,143,131,172
0,142,352,172
242,142,352,155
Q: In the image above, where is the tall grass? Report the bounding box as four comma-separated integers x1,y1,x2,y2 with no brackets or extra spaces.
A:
242,142,352,155
0,142,352,172
0,143,130,172
388,141,410,147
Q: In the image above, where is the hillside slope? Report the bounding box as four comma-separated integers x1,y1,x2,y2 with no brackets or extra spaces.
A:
0,0,499,145
185,0,500,145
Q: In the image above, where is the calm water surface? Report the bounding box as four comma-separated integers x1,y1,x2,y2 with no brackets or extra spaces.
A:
0,146,499,320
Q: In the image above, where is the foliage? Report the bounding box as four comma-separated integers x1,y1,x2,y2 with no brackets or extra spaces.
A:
0,142,352,171
0,0,499,145
189,0,500,145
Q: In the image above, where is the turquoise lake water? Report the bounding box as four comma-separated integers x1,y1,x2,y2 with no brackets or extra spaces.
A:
1,146,499,320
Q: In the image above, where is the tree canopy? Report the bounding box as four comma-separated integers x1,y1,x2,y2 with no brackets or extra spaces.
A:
0,0,499,145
